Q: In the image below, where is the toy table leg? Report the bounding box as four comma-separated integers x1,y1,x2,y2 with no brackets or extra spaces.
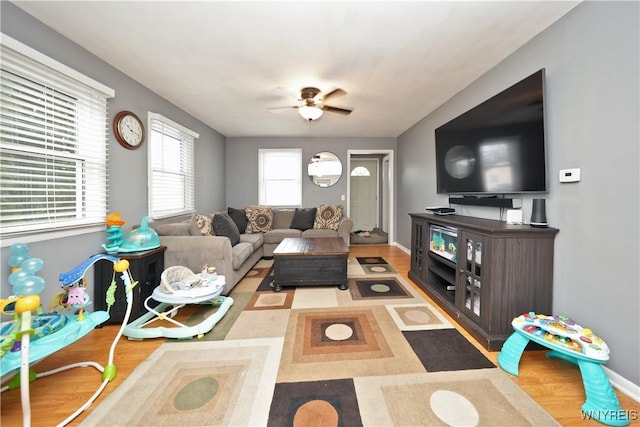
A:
545,351,629,427
497,331,530,376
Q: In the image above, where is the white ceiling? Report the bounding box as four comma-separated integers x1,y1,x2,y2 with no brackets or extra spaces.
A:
12,1,580,138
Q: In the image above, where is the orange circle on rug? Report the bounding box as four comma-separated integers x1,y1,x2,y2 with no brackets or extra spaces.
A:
293,400,339,427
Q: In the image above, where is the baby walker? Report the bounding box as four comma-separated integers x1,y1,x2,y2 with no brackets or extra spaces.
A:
0,244,137,427
123,265,233,340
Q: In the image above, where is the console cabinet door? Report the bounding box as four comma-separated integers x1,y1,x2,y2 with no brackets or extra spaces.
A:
410,219,429,283
457,231,486,323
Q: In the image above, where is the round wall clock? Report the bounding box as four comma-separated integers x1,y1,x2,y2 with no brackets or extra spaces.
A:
113,110,144,150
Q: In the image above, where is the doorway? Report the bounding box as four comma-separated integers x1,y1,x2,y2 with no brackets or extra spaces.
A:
347,149,394,245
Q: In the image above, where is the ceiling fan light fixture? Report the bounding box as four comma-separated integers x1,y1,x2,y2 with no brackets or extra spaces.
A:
299,105,323,121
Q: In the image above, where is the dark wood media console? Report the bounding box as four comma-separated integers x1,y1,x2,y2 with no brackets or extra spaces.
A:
409,214,558,350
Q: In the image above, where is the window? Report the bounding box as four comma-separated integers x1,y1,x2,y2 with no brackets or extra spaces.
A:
258,149,302,206
148,112,198,219
0,34,114,243
351,166,371,176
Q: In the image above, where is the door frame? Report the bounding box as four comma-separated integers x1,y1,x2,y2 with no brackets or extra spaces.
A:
347,149,394,245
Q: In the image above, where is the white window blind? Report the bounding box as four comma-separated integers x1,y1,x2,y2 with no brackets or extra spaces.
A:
258,148,302,206
148,112,197,219
0,34,113,239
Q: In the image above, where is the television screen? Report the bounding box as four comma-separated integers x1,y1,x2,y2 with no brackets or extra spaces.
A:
435,69,547,195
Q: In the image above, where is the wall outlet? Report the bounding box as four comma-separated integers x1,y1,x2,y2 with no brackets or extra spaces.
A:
559,168,581,183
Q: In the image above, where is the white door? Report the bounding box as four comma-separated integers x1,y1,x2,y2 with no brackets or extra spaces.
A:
350,159,378,231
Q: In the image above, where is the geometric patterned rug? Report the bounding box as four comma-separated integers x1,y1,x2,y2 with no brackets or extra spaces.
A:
81,259,560,426
354,256,397,274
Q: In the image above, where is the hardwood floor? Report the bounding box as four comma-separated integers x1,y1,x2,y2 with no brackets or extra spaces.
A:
1,244,638,426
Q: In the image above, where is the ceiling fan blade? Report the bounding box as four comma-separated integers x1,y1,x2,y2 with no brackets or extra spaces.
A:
321,105,352,115
273,86,300,101
267,106,297,113
322,88,347,103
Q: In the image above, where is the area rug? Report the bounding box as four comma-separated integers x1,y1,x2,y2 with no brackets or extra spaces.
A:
82,259,560,427
355,255,397,274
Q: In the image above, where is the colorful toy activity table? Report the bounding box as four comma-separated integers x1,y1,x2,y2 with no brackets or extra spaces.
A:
498,313,629,427
123,275,232,340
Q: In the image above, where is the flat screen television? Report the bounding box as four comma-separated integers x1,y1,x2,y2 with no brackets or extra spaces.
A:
435,69,547,195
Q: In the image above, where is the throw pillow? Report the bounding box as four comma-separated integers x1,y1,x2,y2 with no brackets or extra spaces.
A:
190,214,214,236
313,204,343,230
245,206,273,233
227,207,248,233
291,207,317,231
212,213,240,246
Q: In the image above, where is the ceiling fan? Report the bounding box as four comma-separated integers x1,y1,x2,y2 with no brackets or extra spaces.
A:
268,87,352,121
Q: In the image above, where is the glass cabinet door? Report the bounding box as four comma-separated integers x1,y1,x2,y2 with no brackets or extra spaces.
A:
459,233,482,318
411,220,429,282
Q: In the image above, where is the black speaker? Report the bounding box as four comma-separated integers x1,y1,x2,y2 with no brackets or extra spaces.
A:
530,198,548,227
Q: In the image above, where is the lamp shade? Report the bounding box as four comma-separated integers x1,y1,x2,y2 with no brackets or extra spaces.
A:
298,106,323,121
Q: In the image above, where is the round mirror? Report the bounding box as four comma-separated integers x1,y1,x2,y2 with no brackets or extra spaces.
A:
308,151,342,187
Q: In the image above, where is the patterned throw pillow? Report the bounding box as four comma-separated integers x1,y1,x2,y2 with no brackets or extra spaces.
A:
245,206,273,233
313,205,343,230
190,214,214,236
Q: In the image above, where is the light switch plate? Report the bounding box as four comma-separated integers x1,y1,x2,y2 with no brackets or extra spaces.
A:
559,168,581,183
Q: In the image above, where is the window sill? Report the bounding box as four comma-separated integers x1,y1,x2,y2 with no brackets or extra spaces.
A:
1,224,105,248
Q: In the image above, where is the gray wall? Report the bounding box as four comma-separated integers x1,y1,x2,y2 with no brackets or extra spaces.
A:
397,1,639,385
226,137,396,208
0,3,226,309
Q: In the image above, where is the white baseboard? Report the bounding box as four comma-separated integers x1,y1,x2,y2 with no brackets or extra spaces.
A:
392,241,410,254
605,366,640,402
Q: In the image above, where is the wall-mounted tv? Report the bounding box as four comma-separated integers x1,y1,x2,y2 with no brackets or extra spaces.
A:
435,69,547,195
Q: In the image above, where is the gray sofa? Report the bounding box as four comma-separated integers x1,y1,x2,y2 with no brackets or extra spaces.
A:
150,206,352,295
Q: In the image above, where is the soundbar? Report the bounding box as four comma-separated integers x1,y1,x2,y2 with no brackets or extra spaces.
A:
449,197,522,208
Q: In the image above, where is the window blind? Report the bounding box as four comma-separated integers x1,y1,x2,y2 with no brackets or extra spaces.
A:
0,35,113,238
148,112,197,219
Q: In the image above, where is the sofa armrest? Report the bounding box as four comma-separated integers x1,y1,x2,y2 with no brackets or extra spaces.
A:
159,235,234,279
337,216,354,244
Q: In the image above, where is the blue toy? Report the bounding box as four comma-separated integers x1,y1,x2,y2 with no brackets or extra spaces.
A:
498,313,630,427
118,216,160,253
0,245,137,426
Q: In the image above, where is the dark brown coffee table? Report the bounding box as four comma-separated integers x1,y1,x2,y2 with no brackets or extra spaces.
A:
272,237,349,291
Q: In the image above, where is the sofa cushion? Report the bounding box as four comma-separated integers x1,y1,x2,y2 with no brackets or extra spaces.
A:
272,209,294,229
313,205,343,231
231,242,254,270
301,229,339,239
227,207,248,233
239,232,264,251
291,207,317,231
263,228,301,244
190,213,214,236
152,222,191,236
245,206,273,233
212,213,240,246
